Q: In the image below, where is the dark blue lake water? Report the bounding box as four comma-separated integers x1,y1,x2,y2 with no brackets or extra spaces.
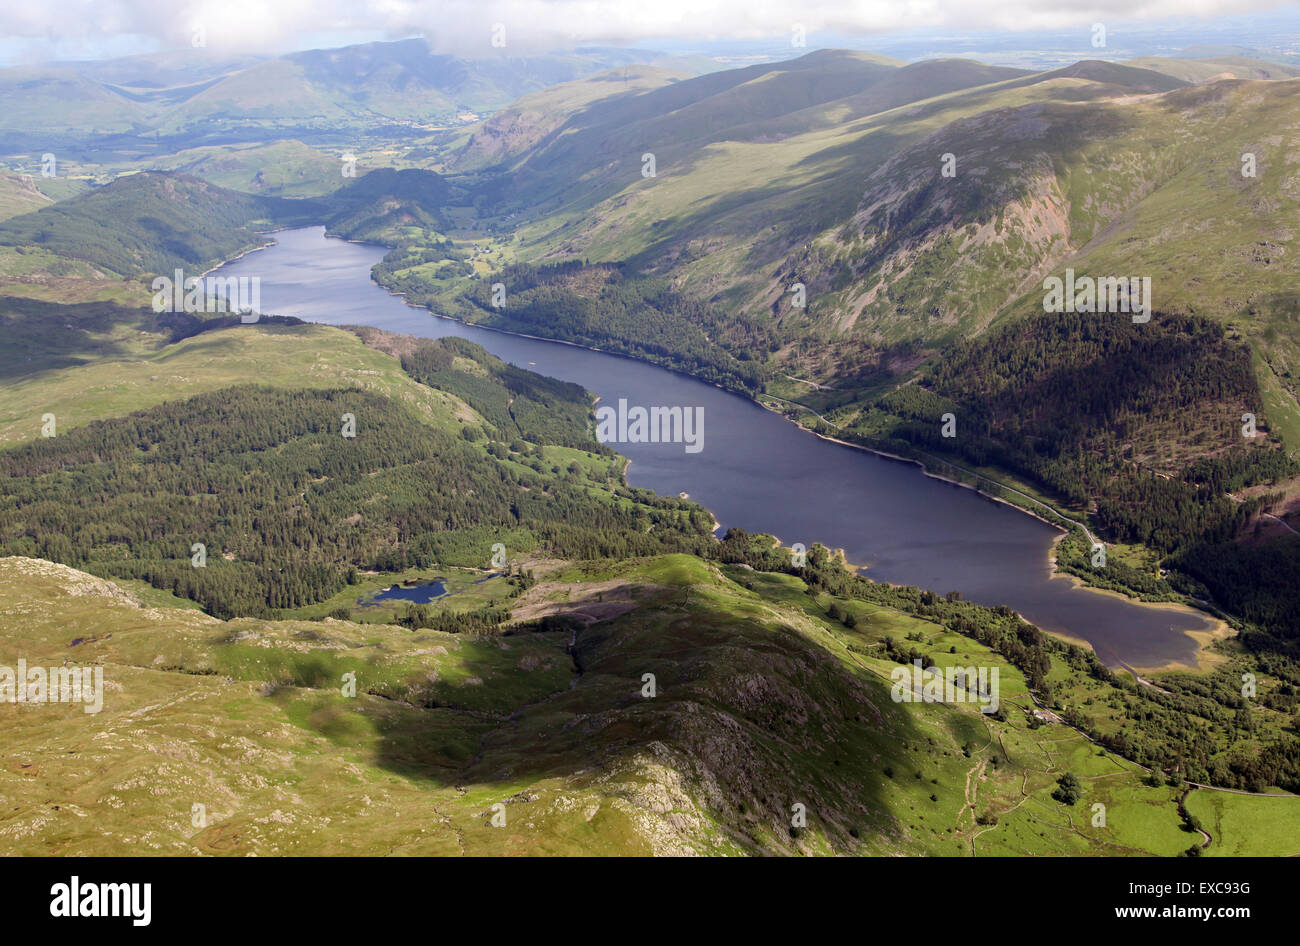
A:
369,581,448,605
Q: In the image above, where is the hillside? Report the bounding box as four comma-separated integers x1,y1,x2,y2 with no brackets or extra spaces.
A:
415,64,1300,471
451,65,691,172
0,314,718,618
0,67,148,147
453,51,1027,211
0,173,52,222
0,166,469,279
413,57,1299,391
1126,56,1300,83
149,141,343,197
4,536,1298,855
0,171,322,278
385,53,1214,342
379,55,1273,388
324,167,456,242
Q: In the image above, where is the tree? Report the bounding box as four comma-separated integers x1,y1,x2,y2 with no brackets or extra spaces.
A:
1052,772,1083,806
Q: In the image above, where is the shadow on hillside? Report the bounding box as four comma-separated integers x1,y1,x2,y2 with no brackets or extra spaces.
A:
311,587,931,854
0,296,152,380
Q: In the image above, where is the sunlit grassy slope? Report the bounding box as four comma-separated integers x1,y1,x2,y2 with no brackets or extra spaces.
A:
0,173,51,222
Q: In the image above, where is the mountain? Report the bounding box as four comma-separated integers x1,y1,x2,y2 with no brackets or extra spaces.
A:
381,51,1207,373
0,171,321,277
0,39,689,152
418,56,1299,426
0,164,461,283
148,140,343,197
356,52,1300,656
451,65,691,172
324,167,455,241
1019,59,1189,93
0,67,150,140
0,551,1088,855
282,40,670,118
455,51,1025,202
5,531,1298,854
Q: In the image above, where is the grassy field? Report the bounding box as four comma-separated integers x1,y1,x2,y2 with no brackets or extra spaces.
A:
1185,789,1300,856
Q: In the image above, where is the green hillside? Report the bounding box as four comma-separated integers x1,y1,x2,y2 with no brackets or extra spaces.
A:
0,315,716,619
400,57,1296,387
453,50,1026,215
4,542,1297,856
450,65,691,172
149,140,343,197
0,67,147,139
0,171,322,278
325,167,454,242
1126,56,1300,82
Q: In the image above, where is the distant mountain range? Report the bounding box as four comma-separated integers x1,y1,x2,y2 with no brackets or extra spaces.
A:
0,38,691,154
6,31,1298,158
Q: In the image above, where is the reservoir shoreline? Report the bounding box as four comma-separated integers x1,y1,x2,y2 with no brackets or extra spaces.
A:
369,261,1230,671
212,226,1222,670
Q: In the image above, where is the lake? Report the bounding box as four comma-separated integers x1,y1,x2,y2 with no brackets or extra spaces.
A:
369,580,448,605
211,226,1218,668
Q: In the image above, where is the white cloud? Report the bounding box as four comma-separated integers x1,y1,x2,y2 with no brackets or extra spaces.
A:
4,0,1298,59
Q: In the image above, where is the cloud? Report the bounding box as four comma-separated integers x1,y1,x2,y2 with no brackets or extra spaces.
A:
4,0,1298,59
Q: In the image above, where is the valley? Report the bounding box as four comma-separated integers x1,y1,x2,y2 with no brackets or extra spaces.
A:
2,24,1299,862
210,226,1222,670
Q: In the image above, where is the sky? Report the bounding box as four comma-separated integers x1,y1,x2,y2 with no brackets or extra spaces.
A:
1,0,1299,64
